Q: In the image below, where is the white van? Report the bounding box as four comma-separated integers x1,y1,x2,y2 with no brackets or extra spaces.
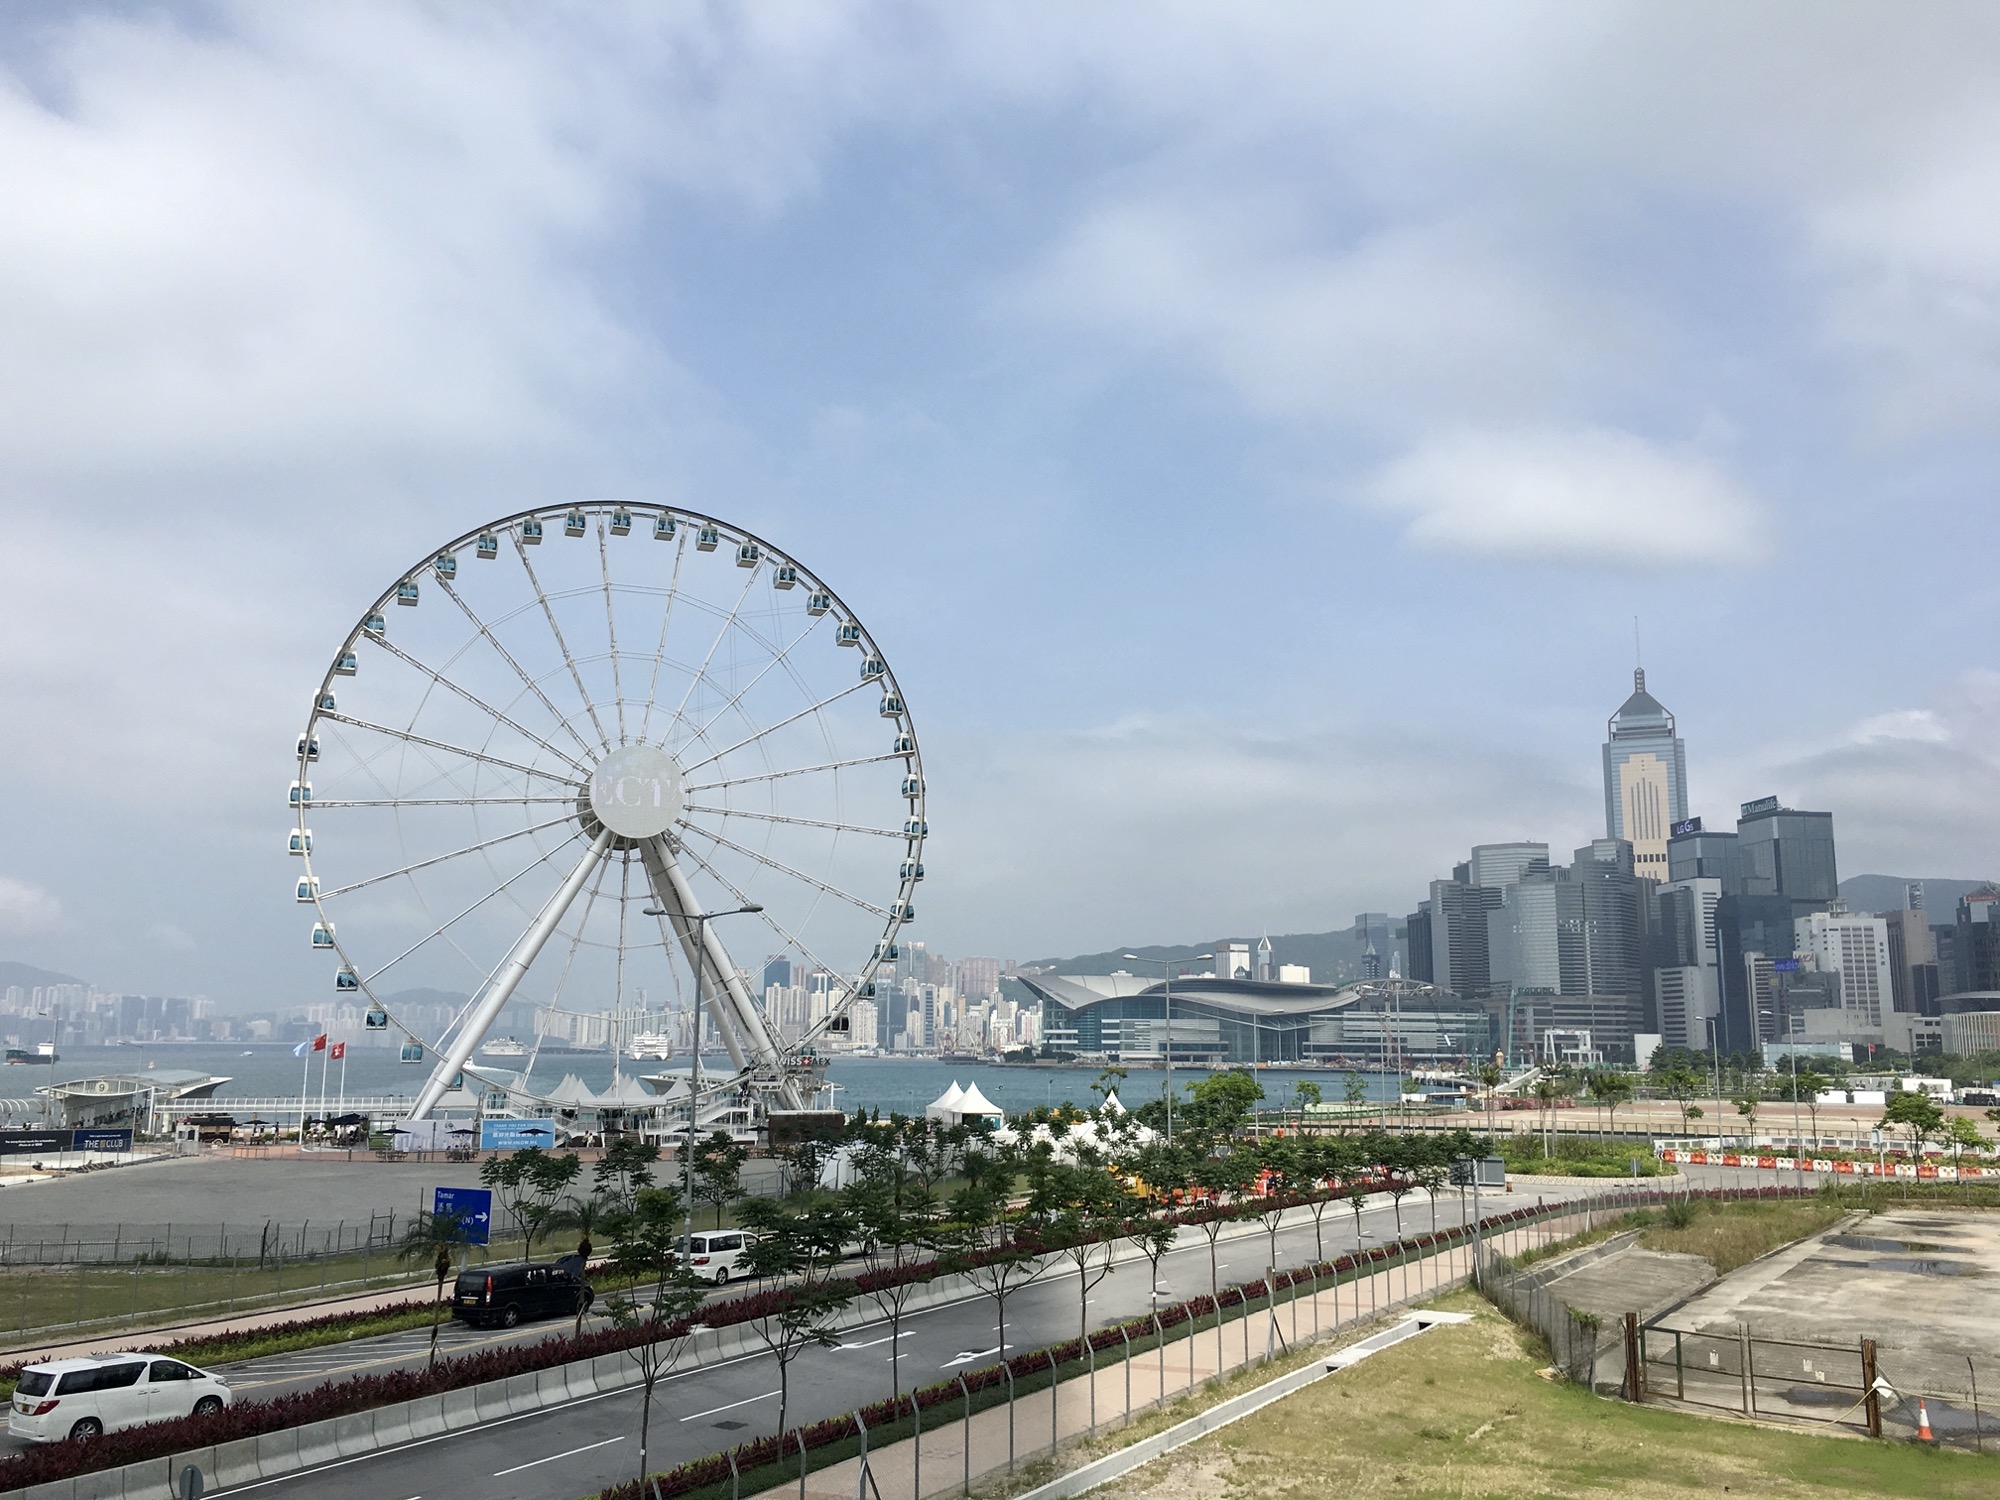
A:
681,1230,755,1285
8,1353,231,1443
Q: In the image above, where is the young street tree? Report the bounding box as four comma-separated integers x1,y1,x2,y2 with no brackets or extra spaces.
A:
1044,1146,1133,1343
1790,1068,1829,1145
1657,1064,1703,1138
1190,1142,1261,1368
844,1122,947,1399
1881,1088,1946,1156
397,1208,471,1368
604,1185,708,1489
480,1147,583,1258
948,1137,1047,1361
592,1136,660,1215
1587,1071,1635,1140
692,1131,748,1228
737,1194,857,1438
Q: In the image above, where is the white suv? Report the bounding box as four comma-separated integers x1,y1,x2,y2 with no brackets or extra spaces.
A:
8,1353,231,1443
680,1231,756,1285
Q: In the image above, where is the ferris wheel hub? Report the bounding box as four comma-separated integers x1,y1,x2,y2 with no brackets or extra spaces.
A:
584,743,684,840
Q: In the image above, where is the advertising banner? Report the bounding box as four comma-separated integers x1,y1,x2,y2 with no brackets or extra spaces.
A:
478,1119,559,1151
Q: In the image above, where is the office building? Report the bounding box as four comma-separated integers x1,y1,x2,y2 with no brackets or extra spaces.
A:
1666,820,1739,891
1952,886,2000,995
1602,669,1689,881
1353,913,1396,955
1656,876,1724,1052
956,957,1001,1001
1796,910,1893,1031
1416,880,1502,1000
1735,796,1838,910
1216,942,1252,981
1461,843,1550,888
1881,906,1940,1015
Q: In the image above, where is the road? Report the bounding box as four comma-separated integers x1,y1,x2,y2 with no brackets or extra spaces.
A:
194,1179,1603,1500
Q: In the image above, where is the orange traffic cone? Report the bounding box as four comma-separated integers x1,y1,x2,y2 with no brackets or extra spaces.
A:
1917,1399,1935,1442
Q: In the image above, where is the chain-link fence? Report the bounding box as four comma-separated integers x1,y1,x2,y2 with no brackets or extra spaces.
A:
0,1215,406,1266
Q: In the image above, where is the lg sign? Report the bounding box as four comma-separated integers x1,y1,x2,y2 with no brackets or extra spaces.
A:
587,745,683,838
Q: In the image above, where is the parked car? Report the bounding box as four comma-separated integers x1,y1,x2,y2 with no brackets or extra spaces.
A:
452,1259,595,1328
8,1353,230,1443
681,1230,756,1285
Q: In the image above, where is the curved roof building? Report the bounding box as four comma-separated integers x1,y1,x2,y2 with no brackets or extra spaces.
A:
1016,973,1491,1067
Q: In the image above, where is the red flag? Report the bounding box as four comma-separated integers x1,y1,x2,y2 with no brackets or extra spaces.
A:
313,1033,328,1052
330,1042,346,1060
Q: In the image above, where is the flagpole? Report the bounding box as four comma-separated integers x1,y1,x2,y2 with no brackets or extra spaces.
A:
299,1042,311,1146
338,1045,347,1116
317,1037,329,1139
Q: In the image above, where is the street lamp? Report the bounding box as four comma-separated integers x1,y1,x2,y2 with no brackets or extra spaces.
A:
644,901,763,1252
1704,1015,1723,1152
1122,953,1214,1142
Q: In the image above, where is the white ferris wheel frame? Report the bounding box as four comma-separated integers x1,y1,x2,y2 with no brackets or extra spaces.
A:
290,502,926,1119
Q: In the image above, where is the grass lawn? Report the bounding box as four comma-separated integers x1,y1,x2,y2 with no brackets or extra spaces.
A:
1495,1133,1675,1178
1094,1293,1995,1500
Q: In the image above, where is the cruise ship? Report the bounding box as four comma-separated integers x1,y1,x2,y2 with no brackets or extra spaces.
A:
478,1037,530,1059
626,1031,675,1061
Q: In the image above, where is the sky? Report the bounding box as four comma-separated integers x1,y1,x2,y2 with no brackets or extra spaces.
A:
1,2,1998,1008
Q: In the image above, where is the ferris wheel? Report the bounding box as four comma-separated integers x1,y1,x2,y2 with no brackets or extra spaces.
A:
288,504,925,1118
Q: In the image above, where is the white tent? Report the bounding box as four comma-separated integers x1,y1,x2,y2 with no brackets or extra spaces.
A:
925,1081,969,1123
954,1081,1003,1122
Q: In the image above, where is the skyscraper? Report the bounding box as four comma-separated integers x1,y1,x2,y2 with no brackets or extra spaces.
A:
1602,669,1688,881
1734,797,1838,910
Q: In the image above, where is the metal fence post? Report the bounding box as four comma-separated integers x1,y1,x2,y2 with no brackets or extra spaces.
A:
854,1411,869,1500
1086,1335,1097,1436
1047,1349,1059,1456
798,1429,810,1500
1004,1362,1017,1472
1152,1313,1167,1406
1738,1326,1752,1415
910,1391,922,1499
1309,1266,1320,1337
727,1448,741,1500
1120,1326,1132,1424
1971,1357,1984,1454
956,1376,972,1496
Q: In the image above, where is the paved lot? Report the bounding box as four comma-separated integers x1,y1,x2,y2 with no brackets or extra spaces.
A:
1669,1208,2000,1392
1540,1244,1715,1323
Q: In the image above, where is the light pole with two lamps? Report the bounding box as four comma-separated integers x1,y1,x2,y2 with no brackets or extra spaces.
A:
643,901,764,1252
1121,952,1214,1142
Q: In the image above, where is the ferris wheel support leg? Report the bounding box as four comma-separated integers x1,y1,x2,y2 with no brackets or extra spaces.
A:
638,838,750,1078
410,829,615,1121
640,837,799,1107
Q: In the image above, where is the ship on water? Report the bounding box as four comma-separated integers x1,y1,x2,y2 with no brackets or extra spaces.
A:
478,1037,530,1059
626,1031,675,1061
3,1042,58,1065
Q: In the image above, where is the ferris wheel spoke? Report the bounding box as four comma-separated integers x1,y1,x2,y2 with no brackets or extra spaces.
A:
670,840,873,1026
681,611,831,749
662,563,763,738
316,814,576,899
596,520,630,746
360,826,593,988
513,533,612,754
676,820,890,918
637,528,690,745
312,796,577,809
533,853,615,1021
436,578,600,763
682,751,906,794
676,677,875,776
317,712,582,789
681,804,907,839
366,635,593,774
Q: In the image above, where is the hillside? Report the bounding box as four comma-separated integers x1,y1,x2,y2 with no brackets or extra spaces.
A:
0,960,89,993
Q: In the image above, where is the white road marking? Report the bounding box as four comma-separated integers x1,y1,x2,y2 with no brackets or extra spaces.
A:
679,1390,779,1422
942,1345,1006,1368
493,1436,623,1476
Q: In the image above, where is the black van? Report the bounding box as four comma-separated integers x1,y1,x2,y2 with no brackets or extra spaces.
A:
451,1258,595,1329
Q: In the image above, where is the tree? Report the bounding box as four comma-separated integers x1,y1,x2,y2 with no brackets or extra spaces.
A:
1947,1114,1989,1167
1587,1072,1635,1141
1657,1065,1702,1138
1255,1136,1309,1280
1531,1077,1565,1158
1043,1147,1132,1343
1734,1091,1761,1141
1340,1072,1369,1132
1189,1143,1261,1367
592,1136,660,1215
1120,1139,1189,1307
1369,1133,1417,1238
1412,1144,1450,1234
604,1185,708,1489
1882,1089,1946,1156
738,1194,857,1438
1791,1068,1829,1147
844,1123,947,1398
481,1147,582,1259
1477,1062,1504,1136
1181,1069,1266,1136
397,1208,472,1368
947,1136,1048,1365
1294,1134,1350,1263
1291,1080,1322,1131
550,1190,615,1335
692,1131,748,1228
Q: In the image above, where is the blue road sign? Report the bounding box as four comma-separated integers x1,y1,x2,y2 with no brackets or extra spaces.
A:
433,1185,493,1246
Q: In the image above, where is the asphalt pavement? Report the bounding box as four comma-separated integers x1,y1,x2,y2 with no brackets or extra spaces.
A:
193,1181,1596,1500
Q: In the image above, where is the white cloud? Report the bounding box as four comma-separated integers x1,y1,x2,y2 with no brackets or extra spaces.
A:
1848,709,1951,746
1365,427,1763,566
0,877,64,937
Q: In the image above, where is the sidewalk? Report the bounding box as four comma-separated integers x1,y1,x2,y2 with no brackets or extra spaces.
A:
750,1213,1571,1500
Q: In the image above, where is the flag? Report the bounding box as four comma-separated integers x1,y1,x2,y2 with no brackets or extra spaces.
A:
313,1033,328,1052
330,1042,346,1060
293,1037,312,1058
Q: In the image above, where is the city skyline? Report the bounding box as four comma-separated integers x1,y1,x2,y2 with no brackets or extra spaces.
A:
1,8,1998,1007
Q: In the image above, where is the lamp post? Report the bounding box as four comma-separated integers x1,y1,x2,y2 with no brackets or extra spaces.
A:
645,901,762,1251
1704,1015,1723,1152
1122,952,1214,1143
